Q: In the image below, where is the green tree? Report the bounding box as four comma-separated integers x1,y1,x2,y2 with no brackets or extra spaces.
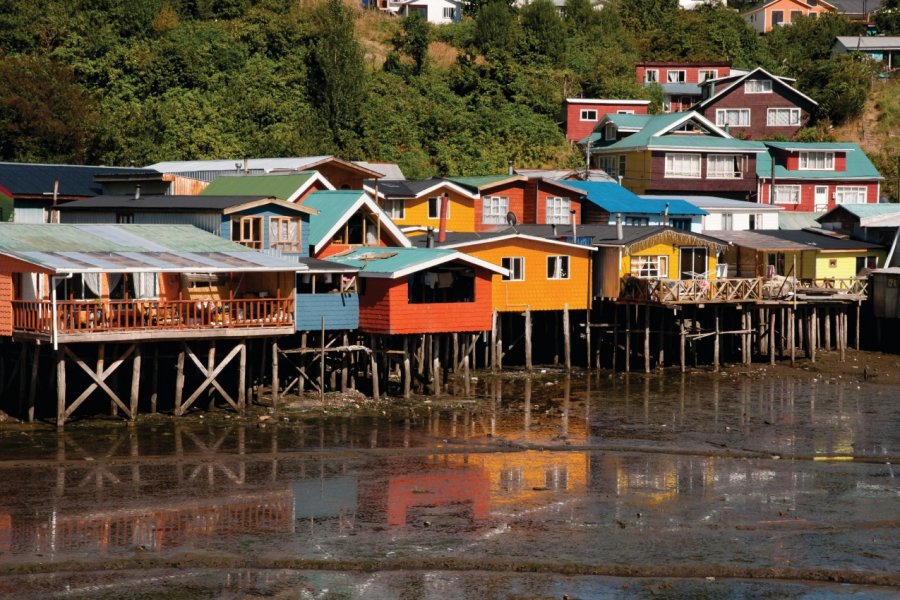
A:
474,0,519,56
874,0,900,35
389,13,430,75
519,0,566,67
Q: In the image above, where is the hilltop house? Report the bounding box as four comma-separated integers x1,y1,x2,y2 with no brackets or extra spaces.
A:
563,98,651,142
833,36,900,70
636,62,736,113
395,0,463,23
744,0,836,33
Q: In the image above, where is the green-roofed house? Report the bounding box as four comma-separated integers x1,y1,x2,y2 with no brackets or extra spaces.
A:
200,171,335,203
588,111,766,201
564,98,651,143
817,204,900,265
302,190,411,258
757,142,882,212
326,247,506,335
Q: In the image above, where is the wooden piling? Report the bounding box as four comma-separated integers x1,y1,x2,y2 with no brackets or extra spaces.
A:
613,304,619,373
272,339,280,406
810,307,817,363
490,309,498,371
679,316,686,373
769,309,776,366
403,337,411,399
625,304,631,373
320,318,326,402
824,307,831,352
370,342,380,401
855,302,861,350
175,344,185,416
563,304,571,371
150,345,159,414
789,306,796,367
28,344,39,423
463,355,470,397
644,304,651,374
525,306,533,371
713,306,720,372
130,344,141,420
56,348,65,428
238,341,246,412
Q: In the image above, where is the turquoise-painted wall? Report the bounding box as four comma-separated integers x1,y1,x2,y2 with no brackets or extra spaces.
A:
296,293,359,331
220,207,310,257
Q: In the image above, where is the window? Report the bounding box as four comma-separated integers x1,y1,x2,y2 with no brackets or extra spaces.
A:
297,273,356,295
625,216,650,226
617,110,635,115
773,185,801,204
772,10,784,26
408,268,476,304
767,108,801,126
580,109,598,121
707,154,742,179
428,196,449,219
749,214,762,230
745,79,772,93
835,186,867,204
722,213,734,230
116,212,134,224
856,255,877,273
664,153,701,178
442,6,455,18
670,218,690,231
604,122,616,140
699,69,718,82
790,9,802,21
501,257,524,281
766,253,786,276
667,70,686,83
547,256,570,280
716,108,750,127
799,151,834,170
644,69,659,83
385,199,405,220
618,155,627,179
545,196,570,224
599,155,618,177
269,216,301,252
231,216,263,249
482,196,509,224
631,256,669,278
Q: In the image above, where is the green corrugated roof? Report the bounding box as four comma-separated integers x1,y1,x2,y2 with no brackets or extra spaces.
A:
302,190,367,246
200,172,315,200
447,175,514,191
824,204,900,219
757,143,881,179
326,246,457,276
779,212,823,230
598,112,761,152
606,114,653,129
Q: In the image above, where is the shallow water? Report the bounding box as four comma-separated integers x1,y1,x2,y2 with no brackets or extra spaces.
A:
0,371,897,598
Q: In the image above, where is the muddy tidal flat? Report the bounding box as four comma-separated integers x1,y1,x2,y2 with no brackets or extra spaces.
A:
0,351,898,599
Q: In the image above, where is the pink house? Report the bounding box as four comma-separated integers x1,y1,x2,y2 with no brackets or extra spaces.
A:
564,98,651,142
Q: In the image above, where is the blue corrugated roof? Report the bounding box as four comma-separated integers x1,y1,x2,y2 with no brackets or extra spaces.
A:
555,181,707,216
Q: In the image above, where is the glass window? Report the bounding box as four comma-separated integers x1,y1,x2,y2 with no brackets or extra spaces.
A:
501,257,524,281
545,196,570,225
799,151,834,170
790,9,802,21
482,196,509,224
547,256,570,280
269,216,301,252
767,108,801,126
631,256,669,278
428,196,449,219
716,108,750,127
442,6,455,18
644,69,658,83
580,109,598,121
385,199,404,220
722,213,733,230
835,186,867,204
745,79,773,93
772,10,784,26
667,70,686,83
599,155,618,177
664,153,701,178
699,69,718,82
670,218,690,231
707,154,742,179
618,155,627,179
773,185,801,204
625,216,650,226
231,216,263,249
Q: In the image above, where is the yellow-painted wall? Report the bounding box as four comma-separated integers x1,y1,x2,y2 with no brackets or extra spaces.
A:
389,189,477,232
623,150,651,194
459,238,592,311
621,242,717,280
813,251,885,280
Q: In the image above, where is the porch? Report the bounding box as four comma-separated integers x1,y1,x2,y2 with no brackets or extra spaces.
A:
618,276,868,304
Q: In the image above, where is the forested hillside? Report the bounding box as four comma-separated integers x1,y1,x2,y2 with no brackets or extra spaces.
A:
0,0,894,192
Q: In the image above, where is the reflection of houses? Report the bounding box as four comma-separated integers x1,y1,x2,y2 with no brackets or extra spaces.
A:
385,469,490,526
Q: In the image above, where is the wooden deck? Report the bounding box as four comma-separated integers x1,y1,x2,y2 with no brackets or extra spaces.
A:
12,297,295,342
619,276,868,305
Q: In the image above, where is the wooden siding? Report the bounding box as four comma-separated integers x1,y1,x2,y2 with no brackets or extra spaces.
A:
358,273,493,334
296,293,359,330
296,180,330,203
474,181,527,232
635,63,732,85
0,272,12,335
389,188,476,232
647,151,757,199
759,181,880,211
565,102,650,143
458,238,592,312
219,207,310,256
531,181,583,225
314,164,367,191
698,79,814,139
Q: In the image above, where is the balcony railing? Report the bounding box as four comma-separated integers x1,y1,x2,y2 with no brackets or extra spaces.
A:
620,276,869,304
11,297,294,336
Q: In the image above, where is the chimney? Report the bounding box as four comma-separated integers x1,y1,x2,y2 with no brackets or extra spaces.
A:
663,203,669,226
616,213,623,240
426,227,435,248
508,160,514,176
570,209,577,242
134,184,141,201
438,193,449,243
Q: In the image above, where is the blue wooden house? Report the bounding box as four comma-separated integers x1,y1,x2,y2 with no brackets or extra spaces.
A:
56,194,361,332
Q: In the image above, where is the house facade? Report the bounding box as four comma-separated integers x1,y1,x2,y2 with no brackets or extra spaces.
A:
643,194,783,231
364,179,480,233
563,98,651,143
447,175,532,231
744,0,836,33
395,0,462,23
694,67,818,139
757,142,882,212
636,62,734,113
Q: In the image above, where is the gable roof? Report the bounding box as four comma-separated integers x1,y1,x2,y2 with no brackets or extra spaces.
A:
708,228,882,251
0,223,306,274
55,194,317,216
817,203,900,227
325,246,506,279
593,111,766,154
538,224,727,252
565,98,652,106
694,66,818,111
446,175,527,193
780,211,824,230
557,181,707,216
757,142,882,179
834,35,900,52
363,178,479,200
642,194,784,212
0,163,158,199
302,190,412,253
420,228,595,253
145,156,387,182
199,171,334,202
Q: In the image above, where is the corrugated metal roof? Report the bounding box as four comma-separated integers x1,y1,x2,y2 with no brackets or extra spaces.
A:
447,175,523,191
709,229,883,251
780,212,823,230
363,178,447,198
835,35,900,51
58,195,262,211
660,83,702,96
0,163,157,197
302,191,370,247
145,156,389,180
558,181,707,216
355,161,405,180
0,223,305,273
326,246,504,278
757,142,882,179
642,194,783,211
820,204,900,219
200,172,315,200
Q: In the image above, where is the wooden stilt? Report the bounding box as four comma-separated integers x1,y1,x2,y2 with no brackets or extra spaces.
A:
563,304,571,371
496,314,503,371
28,343,40,422
238,340,247,412
613,304,619,373
679,315,686,373
175,343,186,415
657,309,665,369
452,333,459,373
740,310,749,366
56,348,66,428
299,333,307,395
403,337,411,399
840,310,846,362
625,304,631,373
341,333,349,392
490,309,498,371
644,304,650,374
585,308,592,370
151,345,159,414
370,342,380,402
272,339,280,407
525,306,533,371
130,344,141,420
206,341,216,410
769,309,776,366
463,355,470,397
789,307,796,367
320,318,326,402
713,306,720,372
824,308,831,352
855,302,861,350
433,335,442,395
18,345,27,417
810,307,817,363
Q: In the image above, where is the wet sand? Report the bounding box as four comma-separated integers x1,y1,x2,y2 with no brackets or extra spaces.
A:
0,350,897,598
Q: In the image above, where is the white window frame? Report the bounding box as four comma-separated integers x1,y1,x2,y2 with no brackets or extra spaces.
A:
618,155,627,179
644,69,659,83
799,151,834,170
699,69,718,82
617,109,635,115
835,186,867,205
631,255,669,278
385,199,405,220
442,6,455,18
547,255,570,280
773,184,801,204
545,196,571,225
664,153,701,178
482,196,509,225
580,109,598,121
501,257,525,282
745,79,773,93
667,70,686,83
707,154,742,179
722,213,734,230
767,107,801,126
427,196,450,220
715,108,750,127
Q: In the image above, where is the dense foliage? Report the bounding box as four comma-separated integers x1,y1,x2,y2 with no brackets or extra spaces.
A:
0,0,889,185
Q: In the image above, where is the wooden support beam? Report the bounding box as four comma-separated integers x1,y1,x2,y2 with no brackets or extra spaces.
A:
810,307,817,363
525,307,533,371
341,333,349,392
64,344,135,419
613,304,619,373
320,318,326,402
151,345,159,414
586,308,592,370
56,348,66,428
490,309,498,372
680,316,686,373
625,305,631,373
789,306,796,367
175,344,185,415
855,302,861,350
272,339,280,407
179,343,243,414
713,306,720,373
28,344,40,422
452,333,459,374
370,337,380,402
564,304,571,371
130,344,141,420
769,309,776,366
643,304,650,374
403,337,411,399
824,307,831,352
463,355,470,397
238,340,246,413
206,341,216,410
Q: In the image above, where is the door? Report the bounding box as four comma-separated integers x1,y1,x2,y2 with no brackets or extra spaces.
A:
680,247,708,280
814,186,828,211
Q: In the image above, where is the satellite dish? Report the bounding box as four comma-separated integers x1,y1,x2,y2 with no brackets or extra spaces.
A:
506,211,518,226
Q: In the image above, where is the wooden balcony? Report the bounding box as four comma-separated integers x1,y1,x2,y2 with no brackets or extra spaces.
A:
12,297,295,342
619,276,868,305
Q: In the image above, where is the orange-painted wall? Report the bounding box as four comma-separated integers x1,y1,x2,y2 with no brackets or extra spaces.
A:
475,182,527,232
316,238,390,259
389,188,477,232
533,182,583,225
316,164,367,191
359,272,493,334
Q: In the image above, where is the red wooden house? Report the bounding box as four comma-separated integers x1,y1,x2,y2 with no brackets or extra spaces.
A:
636,61,735,113
563,98,651,142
